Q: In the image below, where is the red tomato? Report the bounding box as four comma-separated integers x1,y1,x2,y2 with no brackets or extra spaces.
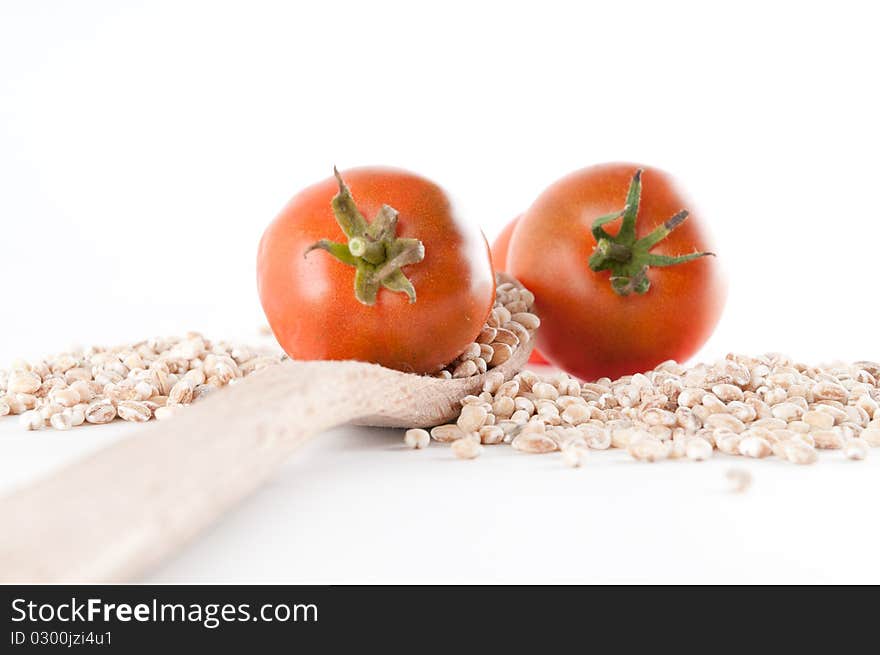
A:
258,167,495,374
507,163,726,380
491,216,550,366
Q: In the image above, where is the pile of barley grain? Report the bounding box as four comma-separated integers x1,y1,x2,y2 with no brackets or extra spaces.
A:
435,281,539,378
0,333,286,431
408,354,880,464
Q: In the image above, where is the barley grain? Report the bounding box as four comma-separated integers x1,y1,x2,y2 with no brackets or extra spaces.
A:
488,343,513,366
85,400,116,424
771,402,804,421
516,370,539,391
504,322,531,345
479,425,505,445
494,380,518,398
404,428,430,449
532,382,559,400
628,437,667,462
431,424,465,443
19,410,43,431
457,404,488,432
510,409,530,424
491,328,518,347
510,312,540,330
50,411,73,431
844,438,868,460
492,396,515,419
753,417,787,431
168,379,195,406
712,384,743,402
451,435,482,459
812,429,844,450
512,432,558,454
783,440,819,465
727,401,757,423
764,387,787,405
705,414,746,433
701,394,728,414
452,360,478,378
117,400,152,423
686,437,713,461
8,371,41,394
642,408,677,427
477,327,497,344
460,343,481,361
677,387,704,408
738,436,772,458
812,381,848,402
561,443,588,467
792,432,816,448
561,403,591,425
726,468,752,493
69,407,85,427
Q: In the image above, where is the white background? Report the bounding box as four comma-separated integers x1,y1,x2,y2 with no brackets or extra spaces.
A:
1,1,879,583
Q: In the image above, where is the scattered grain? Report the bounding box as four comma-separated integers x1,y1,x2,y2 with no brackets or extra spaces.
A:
19,410,43,431
844,438,868,461
451,435,482,459
726,468,752,493
561,443,588,468
404,428,430,449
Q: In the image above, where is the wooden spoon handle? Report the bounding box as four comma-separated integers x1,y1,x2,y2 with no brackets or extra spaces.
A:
0,361,383,583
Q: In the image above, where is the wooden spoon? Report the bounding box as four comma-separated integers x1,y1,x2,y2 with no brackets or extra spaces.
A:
0,275,536,583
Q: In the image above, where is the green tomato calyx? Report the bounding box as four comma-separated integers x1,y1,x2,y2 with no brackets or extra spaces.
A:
587,169,714,296
305,168,425,306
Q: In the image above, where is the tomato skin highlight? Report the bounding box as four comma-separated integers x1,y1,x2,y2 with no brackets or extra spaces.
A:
507,163,726,381
258,167,495,374
491,216,550,366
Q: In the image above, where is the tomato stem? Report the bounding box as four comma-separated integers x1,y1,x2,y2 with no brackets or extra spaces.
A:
305,169,425,305
587,169,714,296
594,239,632,263
347,236,386,265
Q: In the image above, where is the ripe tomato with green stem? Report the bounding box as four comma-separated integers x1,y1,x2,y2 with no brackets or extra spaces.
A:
507,163,726,380
258,167,496,374
491,217,550,366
